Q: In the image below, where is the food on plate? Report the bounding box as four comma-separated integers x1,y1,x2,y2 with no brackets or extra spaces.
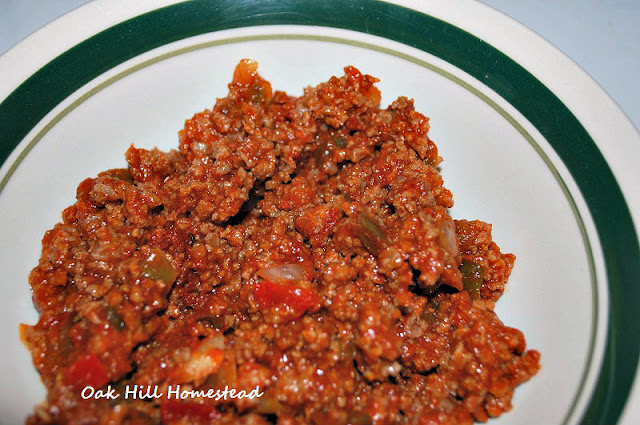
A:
22,59,540,425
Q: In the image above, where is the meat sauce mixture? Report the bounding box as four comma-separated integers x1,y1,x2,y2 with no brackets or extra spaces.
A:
23,60,540,425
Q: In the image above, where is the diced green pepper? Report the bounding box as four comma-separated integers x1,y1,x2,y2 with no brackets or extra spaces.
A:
315,136,346,167
356,211,389,255
142,248,178,284
315,140,330,167
105,168,133,183
460,260,484,300
106,306,126,330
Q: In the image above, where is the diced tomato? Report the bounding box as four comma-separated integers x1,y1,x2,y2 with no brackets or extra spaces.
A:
63,353,109,389
161,400,221,423
231,59,273,103
254,280,320,319
75,178,94,201
19,323,31,349
233,59,259,85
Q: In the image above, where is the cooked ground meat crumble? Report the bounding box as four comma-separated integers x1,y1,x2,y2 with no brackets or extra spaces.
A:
22,60,540,425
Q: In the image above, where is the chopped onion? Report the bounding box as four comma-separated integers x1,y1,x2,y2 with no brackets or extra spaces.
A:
438,219,459,256
257,263,306,282
197,334,225,354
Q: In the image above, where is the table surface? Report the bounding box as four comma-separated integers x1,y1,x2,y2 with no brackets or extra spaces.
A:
1,1,638,424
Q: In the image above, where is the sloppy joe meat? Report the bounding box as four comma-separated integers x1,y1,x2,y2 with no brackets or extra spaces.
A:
23,59,539,425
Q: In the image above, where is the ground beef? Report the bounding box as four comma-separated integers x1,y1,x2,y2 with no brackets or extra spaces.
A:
22,59,539,425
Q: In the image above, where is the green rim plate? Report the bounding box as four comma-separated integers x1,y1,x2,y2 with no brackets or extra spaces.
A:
0,1,638,424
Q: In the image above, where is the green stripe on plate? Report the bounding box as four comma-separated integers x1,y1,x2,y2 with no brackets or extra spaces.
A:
0,1,638,424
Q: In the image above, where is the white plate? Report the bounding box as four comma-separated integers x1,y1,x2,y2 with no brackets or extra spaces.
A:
0,1,638,424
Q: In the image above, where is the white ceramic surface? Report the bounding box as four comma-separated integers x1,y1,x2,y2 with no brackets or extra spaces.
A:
0,1,637,424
